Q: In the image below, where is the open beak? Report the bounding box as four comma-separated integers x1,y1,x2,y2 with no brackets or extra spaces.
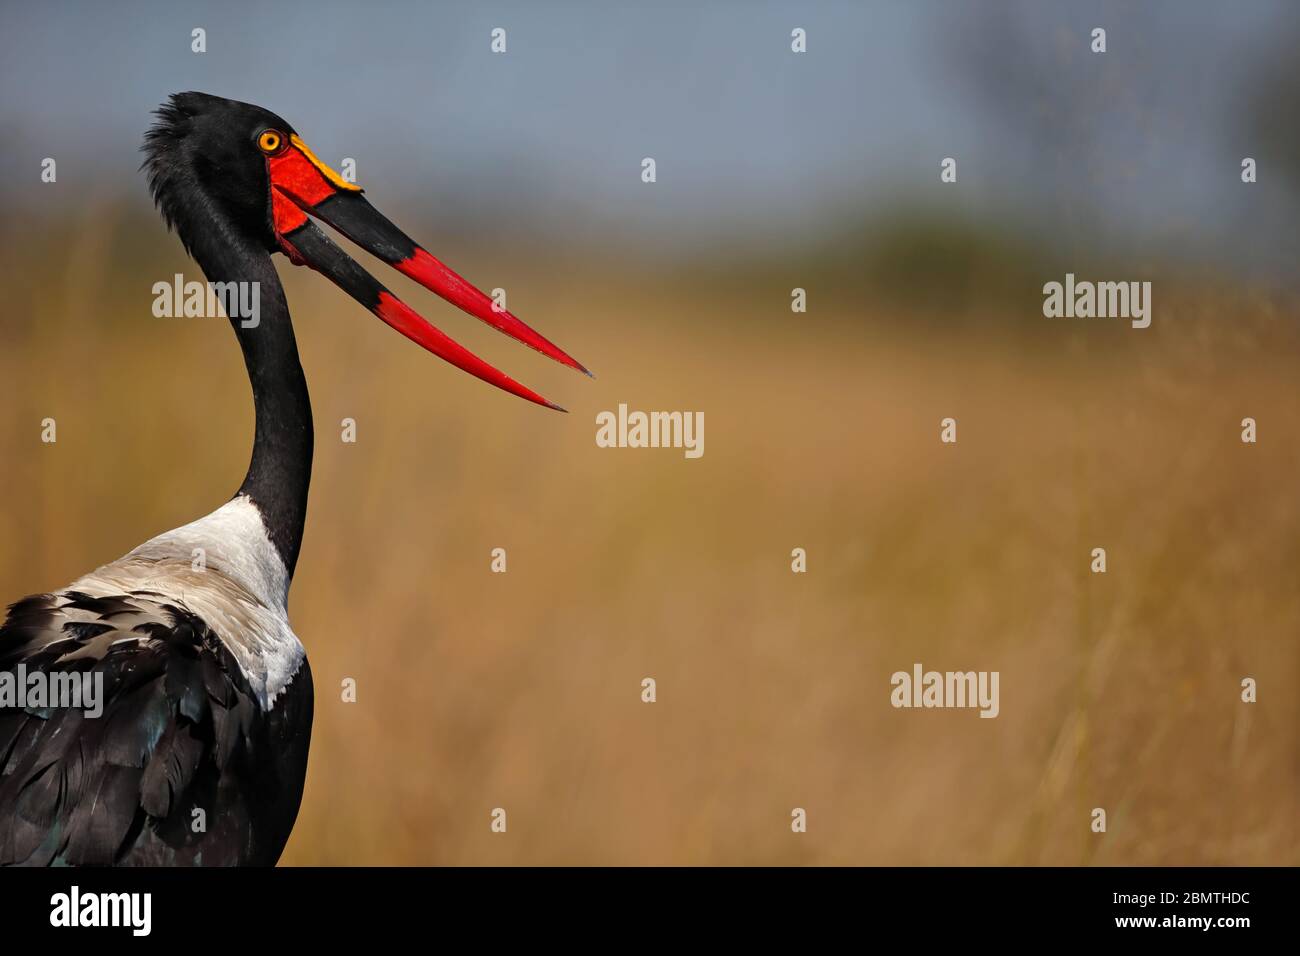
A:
266,134,587,411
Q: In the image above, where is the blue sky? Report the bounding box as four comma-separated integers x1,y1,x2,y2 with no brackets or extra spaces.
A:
1,0,1295,275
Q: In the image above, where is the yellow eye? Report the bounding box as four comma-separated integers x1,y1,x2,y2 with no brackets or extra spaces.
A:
257,130,284,154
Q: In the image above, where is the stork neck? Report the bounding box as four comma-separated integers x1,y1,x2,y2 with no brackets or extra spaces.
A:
192,236,313,579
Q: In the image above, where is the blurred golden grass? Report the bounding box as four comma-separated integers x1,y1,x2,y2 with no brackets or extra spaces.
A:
0,208,1296,864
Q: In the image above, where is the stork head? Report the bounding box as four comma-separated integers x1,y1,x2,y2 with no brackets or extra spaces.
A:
142,91,587,410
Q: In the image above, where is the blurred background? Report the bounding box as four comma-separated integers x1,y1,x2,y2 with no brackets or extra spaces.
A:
0,0,1296,864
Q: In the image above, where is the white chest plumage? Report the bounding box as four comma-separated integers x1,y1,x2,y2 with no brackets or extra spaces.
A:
64,495,305,708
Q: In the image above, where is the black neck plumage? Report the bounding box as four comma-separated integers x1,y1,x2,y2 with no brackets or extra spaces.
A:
189,226,313,578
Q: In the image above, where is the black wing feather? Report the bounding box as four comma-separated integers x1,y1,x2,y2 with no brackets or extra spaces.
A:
0,589,312,866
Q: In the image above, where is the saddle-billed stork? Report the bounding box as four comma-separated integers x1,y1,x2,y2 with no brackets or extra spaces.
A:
0,92,586,866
